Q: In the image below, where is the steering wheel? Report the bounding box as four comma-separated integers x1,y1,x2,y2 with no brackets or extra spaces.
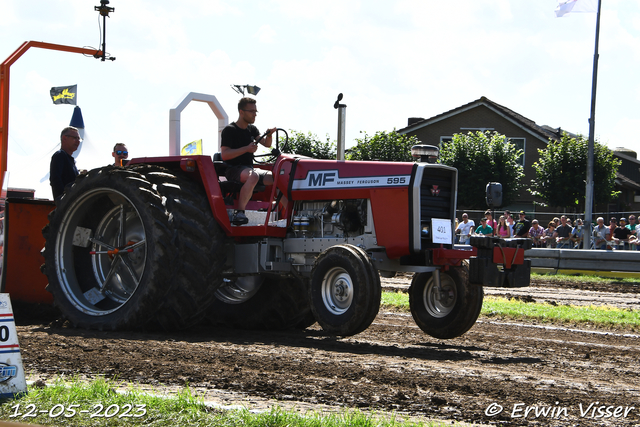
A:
253,128,288,164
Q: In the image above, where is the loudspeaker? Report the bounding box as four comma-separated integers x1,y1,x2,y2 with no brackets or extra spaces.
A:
485,182,502,207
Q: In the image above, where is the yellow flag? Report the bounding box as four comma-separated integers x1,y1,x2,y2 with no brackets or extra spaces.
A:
181,139,203,155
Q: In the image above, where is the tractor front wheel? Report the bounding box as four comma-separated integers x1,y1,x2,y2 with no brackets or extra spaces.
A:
309,245,381,336
409,264,483,339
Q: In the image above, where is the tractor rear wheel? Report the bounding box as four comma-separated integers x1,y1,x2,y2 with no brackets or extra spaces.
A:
208,275,313,330
409,264,483,339
42,167,176,330
309,245,381,336
131,165,227,329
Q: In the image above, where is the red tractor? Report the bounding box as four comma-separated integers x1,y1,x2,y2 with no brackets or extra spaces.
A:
40,133,531,338
1,38,530,339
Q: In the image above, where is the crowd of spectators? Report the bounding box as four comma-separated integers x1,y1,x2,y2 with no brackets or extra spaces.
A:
455,211,640,250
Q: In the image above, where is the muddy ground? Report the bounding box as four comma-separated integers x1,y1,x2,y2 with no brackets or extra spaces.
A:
14,277,640,426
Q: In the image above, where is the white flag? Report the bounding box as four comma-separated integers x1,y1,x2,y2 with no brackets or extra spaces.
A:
555,0,597,17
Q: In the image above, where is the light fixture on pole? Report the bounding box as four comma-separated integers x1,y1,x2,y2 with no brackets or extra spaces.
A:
231,84,261,96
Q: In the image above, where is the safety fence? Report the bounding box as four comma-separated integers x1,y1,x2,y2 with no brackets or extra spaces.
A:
524,248,640,273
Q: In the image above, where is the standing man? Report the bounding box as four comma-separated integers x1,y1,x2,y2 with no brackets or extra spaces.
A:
592,217,609,250
112,143,129,166
513,210,531,238
570,219,584,249
455,213,475,244
613,217,632,250
221,97,276,225
626,215,638,247
50,126,81,203
553,215,572,249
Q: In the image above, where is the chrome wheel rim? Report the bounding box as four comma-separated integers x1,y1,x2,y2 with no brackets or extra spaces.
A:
321,267,354,316
423,274,457,318
56,188,147,316
215,276,263,304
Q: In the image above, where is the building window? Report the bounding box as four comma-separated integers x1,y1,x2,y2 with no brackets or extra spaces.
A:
440,136,453,147
509,137,525,167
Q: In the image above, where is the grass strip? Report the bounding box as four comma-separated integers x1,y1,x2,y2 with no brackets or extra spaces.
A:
531,272,640,285
482,296,640,329
381,292,640,330
0,377,451,427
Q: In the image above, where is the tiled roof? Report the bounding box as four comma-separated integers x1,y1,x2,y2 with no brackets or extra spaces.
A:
398,96,561,143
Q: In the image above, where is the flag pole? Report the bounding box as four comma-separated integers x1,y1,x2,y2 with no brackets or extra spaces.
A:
583,0,602,250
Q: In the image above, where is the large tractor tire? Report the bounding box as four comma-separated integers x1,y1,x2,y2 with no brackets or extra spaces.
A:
131,165,227,329
42,167,176,330
309,244,381,336
409,263,483,339
344,245,381,336
207,275,313,330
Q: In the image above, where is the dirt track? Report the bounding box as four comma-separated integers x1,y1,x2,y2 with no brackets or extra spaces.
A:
15,277,640,426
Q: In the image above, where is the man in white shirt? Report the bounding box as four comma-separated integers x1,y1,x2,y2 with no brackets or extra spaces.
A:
455,213,475,244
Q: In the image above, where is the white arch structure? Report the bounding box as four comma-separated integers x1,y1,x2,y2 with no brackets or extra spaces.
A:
169,92,229,155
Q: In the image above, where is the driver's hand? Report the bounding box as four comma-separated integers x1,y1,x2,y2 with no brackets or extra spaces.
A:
247,142,258,153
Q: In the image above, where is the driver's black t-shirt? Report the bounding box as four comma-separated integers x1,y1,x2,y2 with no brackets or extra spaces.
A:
221,122,260,167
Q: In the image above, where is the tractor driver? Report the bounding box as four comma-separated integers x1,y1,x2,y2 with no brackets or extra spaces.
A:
220,97,276,226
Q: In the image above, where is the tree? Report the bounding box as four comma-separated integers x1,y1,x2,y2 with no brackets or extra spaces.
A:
281,130,336,159
346,130,419,162
529,133,620,210
438,131,524,209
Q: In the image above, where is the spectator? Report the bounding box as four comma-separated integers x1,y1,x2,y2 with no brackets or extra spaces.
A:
50,126,81,203
635,219,640,250
613,217,632,250
484,210,497,235
496,215,511,238
513,211,531,238
455,213,475,244
571,219,584,249
607,217,619,249
529,219,545,247
474,218,493,236
504,210,515,235
592,217,610,250
626,215,638,243
553,217,560,228
553,215,572,249
542,221,556,248
112,143,129,166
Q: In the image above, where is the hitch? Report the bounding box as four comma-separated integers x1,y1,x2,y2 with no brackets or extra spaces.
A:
468,237,532,288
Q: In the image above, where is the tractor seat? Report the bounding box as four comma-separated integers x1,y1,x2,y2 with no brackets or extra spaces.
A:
212,153,266,198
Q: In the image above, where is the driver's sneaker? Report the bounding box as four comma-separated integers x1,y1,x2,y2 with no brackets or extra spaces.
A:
232,210,248,225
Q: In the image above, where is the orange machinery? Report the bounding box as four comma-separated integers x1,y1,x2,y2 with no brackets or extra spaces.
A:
0,42,103,303
1,198,55,303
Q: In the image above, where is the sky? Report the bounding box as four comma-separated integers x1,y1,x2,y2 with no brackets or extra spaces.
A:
1,0,639,199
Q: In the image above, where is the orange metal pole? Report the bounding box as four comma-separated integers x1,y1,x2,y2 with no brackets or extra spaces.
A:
0,41,102,194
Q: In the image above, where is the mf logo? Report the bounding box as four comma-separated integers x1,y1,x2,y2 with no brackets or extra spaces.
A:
431,185,440,196
308,171,336,187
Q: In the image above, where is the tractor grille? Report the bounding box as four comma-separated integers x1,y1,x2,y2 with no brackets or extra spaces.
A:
418,165,456,249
